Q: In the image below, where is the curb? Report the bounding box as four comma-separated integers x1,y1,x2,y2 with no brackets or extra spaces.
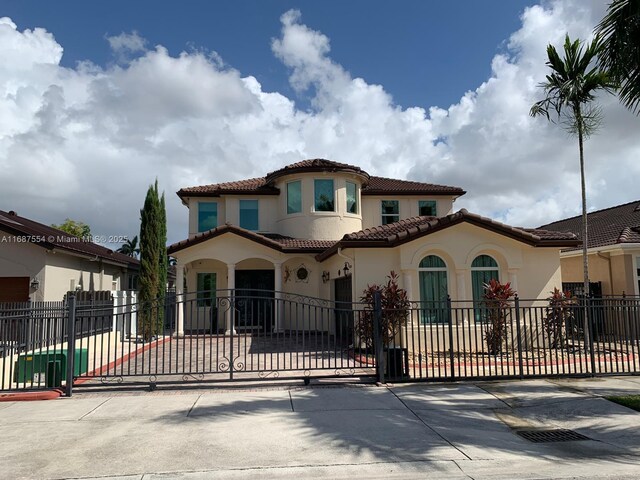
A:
0,388,64,402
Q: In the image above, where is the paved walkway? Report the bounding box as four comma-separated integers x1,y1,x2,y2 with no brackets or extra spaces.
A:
1,376,640,479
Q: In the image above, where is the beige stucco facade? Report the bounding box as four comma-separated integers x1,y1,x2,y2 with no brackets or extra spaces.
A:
0,227,132,302
559,246,640,297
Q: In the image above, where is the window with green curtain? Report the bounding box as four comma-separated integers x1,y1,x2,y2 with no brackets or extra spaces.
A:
287,181,301,214
381,200,399,225
418,200,437,216
197,272,216,307
239,199,259,231
314,179,334,211
471,255,499,322
418,255,448,324
346,181,358,214
197,202,218,232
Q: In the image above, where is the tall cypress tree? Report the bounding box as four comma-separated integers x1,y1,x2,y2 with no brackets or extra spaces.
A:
138,180,166,340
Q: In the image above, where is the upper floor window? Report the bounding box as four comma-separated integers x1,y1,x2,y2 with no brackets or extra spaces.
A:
198,202,218,232
314,179,335,212
240,200,259,231
346,181,358,214
381,200,399,225
419,200,437,216
287,181,302,214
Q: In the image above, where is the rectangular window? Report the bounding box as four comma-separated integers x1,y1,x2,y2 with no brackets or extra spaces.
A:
314,179,334,212
197,272,216,307
239,199,259,231
197,202,218,233
419,200,437,216
287,181,302,214
346,181,358,214
381,200,399,225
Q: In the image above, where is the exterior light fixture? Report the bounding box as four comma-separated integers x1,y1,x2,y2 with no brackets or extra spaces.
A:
343,262,352,277
30,278,40,291
322,271,330,283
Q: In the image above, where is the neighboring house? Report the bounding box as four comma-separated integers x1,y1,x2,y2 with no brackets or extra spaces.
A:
0,210,139,302
540,200,640,297
168,159,578,334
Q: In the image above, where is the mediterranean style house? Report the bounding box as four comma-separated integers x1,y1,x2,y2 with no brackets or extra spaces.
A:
0,210,139,302
540,199,640,297
168,159,579,334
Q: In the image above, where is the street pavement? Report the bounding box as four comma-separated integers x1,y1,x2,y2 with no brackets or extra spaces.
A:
1,376,640,479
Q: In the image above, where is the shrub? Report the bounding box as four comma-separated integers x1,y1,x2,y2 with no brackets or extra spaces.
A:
544,288,576,348
356,271,410,350
483,279,516,355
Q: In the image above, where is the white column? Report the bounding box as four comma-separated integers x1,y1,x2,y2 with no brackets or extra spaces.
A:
508,269,519,294
274,262,282,332
175,262,185,337
402,269,414,301
226,263,236,335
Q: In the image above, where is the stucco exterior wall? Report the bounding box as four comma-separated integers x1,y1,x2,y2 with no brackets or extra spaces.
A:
559,250,639,296
0,232,47,301
360,196,455,230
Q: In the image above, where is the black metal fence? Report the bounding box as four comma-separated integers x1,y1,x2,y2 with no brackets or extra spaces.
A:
1,292,639,394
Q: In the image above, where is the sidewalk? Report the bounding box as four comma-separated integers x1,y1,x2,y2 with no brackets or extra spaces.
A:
1,376,640,479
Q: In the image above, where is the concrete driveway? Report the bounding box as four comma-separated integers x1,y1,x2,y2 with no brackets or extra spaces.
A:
1,376,640,479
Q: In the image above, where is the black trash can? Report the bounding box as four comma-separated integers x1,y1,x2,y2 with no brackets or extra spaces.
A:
385,347,409,380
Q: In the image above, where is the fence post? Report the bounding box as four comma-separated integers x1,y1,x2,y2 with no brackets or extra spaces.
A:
65,295,77,397
373,290,384,384
229,290,235,381
587,297,596,377
447,296,455,380
514,295,524,379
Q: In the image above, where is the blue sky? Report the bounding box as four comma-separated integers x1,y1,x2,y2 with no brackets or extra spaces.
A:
0,0,638,245
3,1,534,110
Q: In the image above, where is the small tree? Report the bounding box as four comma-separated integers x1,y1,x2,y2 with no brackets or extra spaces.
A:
356,271,410,350
52,218,91,238
544,288,576,349
138,180,166,340
483,279,516,355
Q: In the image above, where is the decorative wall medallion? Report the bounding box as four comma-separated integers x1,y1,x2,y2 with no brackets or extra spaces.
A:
296,264,310,283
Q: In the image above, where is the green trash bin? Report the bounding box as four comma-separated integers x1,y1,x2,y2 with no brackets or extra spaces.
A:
14,348,89,384
46,360,63,388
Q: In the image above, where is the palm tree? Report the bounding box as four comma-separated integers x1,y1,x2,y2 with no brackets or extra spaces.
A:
530,35,615,300
530,35,615,353
117,236,140,258
596,0,640,114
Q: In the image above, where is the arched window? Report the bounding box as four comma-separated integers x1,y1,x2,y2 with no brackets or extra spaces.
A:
471,255,500,322
419,255,448,324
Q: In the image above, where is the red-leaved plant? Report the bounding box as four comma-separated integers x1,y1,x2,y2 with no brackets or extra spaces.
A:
483,279,516,355
356,271,410,350
544,287,576,348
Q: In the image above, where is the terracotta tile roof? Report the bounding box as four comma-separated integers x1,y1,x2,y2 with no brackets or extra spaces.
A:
167,224,335,255
362,176,466,196
177,159,465,199
316,209,579,261
0,210,139,268
178,177,278,197
539,199,640,249
265,158,369,183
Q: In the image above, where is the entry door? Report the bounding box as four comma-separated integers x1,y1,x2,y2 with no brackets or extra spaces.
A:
0,277,30,302
235,270,275,333
334,276,353,345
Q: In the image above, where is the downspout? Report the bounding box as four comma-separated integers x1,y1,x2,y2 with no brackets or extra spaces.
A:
597,252,613,296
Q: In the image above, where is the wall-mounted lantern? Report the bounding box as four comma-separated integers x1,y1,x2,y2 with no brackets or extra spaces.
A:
30,278,40,291
322,271,330,283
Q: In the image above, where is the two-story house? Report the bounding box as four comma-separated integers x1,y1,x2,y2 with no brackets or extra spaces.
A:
168,159,578,334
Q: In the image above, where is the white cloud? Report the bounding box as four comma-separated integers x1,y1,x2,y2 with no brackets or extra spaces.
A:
0,1,638,249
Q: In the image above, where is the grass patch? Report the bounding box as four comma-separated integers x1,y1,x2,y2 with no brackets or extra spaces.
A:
606,395,640,412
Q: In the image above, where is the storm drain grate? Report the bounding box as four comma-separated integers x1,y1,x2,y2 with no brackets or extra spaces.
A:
516,429,591,443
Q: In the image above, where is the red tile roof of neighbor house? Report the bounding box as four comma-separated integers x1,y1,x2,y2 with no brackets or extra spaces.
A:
177,159,466,199
0,210,139,268
168,209,580,258
539,199,640,250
